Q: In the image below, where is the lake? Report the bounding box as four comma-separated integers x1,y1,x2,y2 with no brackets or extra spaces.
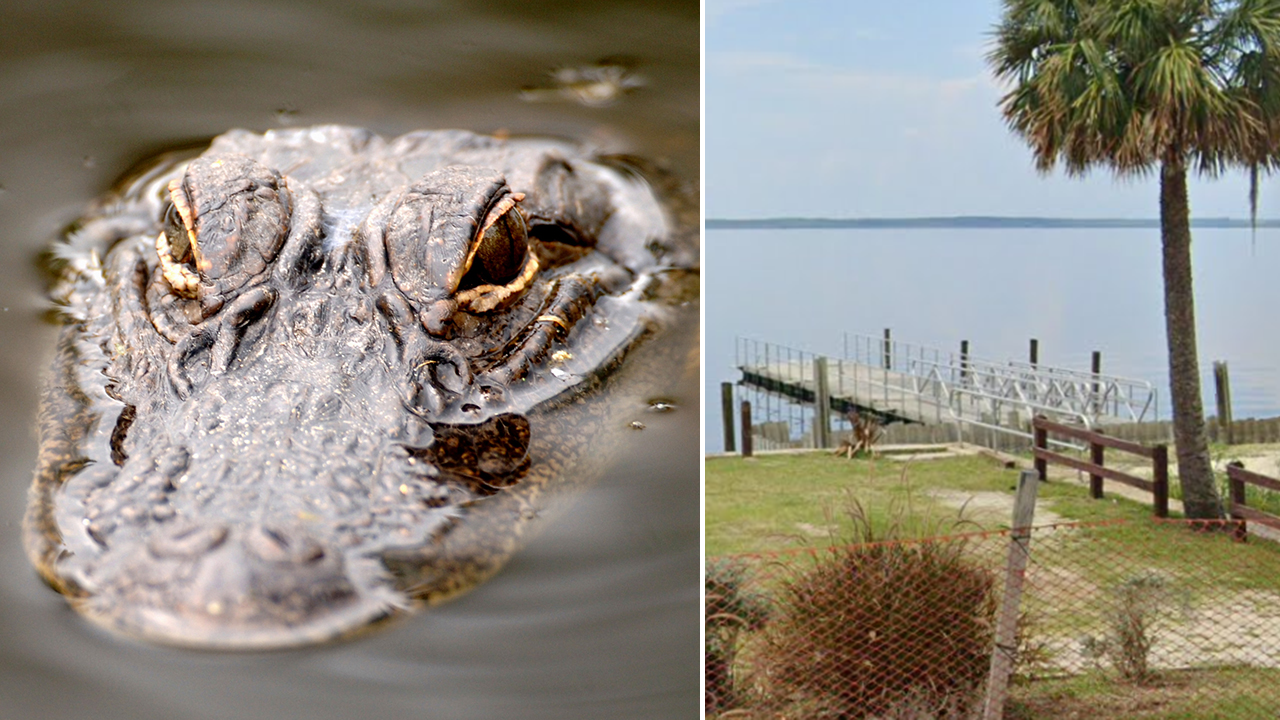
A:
704,227,1280,453
0,2,698,718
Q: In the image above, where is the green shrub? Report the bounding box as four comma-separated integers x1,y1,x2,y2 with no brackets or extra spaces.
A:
760,530,997,718
1081,570,1189,683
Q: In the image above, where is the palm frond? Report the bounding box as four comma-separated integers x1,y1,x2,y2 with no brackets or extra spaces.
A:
991,0,1280,176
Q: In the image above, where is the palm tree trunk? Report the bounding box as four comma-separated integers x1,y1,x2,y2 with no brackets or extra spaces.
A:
1159,157,1221,519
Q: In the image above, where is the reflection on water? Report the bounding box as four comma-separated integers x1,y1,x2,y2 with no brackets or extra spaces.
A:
704,228,1280,453
519,62,647,107
0,1,698,718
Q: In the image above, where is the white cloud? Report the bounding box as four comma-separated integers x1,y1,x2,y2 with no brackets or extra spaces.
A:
709,49,811,73
709,49,988,101
705,0,791,23
707,51,1072,217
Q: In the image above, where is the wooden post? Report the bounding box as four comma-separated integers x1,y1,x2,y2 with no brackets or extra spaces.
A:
1214,361,1234,445
1228,461,1247,542
983,469,1041,720
1029,338,1039,367
882,328,892,370
1091,351,1102,415
1033,419,1047,480
1089,440,1104,499
740,400,753,458
813,356,831,449
1152,444,1169,519
720,382,736,453
960,339,970,384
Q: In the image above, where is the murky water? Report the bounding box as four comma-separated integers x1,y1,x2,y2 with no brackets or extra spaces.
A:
0,2,698,718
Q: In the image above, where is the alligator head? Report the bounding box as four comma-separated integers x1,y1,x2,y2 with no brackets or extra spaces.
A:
25,126,695,648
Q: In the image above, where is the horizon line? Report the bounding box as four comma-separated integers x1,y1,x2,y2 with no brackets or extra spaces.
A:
707,215,1280,229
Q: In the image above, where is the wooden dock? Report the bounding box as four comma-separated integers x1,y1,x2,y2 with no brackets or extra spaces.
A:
734,335,1160,452
739,358,1012,428
740,360,944,424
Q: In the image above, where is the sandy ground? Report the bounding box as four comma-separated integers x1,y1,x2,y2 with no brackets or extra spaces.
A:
1023,586,1280,674
887,442,1280,673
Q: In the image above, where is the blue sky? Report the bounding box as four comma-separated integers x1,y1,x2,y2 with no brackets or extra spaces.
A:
705,0,1271,219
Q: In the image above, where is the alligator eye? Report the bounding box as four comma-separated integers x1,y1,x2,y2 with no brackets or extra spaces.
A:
156,193,202,299
162,203,193,264
382,167,539,318
461,204,528,290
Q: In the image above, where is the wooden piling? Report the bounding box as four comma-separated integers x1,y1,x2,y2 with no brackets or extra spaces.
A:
1214,361,1234,445
882,328,892,370
740,400,753,458
720,382,736,453
813,356,831,449
1091,351,1102,414
1029,338,1039,367
960,339,970,383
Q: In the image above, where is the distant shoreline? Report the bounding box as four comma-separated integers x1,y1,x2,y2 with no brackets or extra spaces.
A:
707,217,1280,230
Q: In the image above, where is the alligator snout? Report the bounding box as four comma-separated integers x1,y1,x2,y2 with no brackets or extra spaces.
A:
120,521,396,647
188,524,351,618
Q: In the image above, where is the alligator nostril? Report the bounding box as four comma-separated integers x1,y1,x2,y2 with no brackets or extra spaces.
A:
245,524,329,565
263,527,290,549
147,521,230,559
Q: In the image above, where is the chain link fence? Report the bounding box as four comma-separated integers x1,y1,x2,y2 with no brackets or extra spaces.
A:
706,518,1280,719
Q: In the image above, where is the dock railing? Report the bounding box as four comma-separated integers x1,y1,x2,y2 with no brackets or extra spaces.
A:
843,333,1159,425
731,335,1161,452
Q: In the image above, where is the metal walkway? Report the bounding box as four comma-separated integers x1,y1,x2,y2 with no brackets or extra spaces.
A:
735,334,1158,447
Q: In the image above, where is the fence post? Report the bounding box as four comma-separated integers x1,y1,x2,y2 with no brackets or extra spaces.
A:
720,382,736,453
1033,418,1047,481
1152,444,1169,519
983,469,1041,720
1228,461,1247,542
740,400,753,458
1089,439,1104,499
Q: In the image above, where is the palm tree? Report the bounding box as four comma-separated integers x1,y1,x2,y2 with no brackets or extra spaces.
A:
989,0,1280,519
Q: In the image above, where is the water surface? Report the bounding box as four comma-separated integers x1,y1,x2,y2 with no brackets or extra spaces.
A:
705,227,1280,453
0,2,698,718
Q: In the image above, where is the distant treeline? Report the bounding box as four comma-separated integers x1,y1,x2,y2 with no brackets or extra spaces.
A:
706,216,1280,230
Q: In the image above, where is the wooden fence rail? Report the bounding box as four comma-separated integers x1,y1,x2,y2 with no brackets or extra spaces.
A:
1227,462,1280,541
1032,416,1169,518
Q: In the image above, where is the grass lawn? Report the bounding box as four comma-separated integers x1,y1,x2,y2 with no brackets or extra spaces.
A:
1007,667,1280,719
707,450,1170,557
706,452,1007,557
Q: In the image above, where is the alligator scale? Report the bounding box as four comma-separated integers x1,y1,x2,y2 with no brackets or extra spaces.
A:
24,125,696,648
